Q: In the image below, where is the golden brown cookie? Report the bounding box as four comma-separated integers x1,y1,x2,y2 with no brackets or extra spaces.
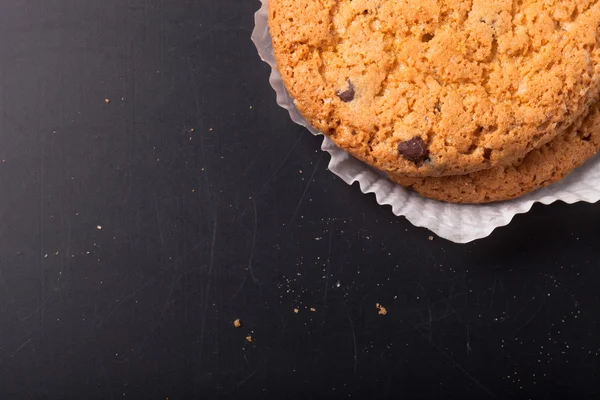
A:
269,0,600,177
389,102,600,203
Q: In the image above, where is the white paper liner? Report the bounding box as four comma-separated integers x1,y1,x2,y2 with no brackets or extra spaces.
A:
252,0,600,243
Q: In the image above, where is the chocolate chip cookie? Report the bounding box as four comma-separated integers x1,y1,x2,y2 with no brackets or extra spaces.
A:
390,101,600,203
269,0,600,177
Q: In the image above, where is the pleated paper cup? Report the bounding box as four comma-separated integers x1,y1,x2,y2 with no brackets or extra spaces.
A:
252,0,600,243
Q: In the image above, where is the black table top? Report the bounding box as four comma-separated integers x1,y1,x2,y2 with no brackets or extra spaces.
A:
1,1,599,398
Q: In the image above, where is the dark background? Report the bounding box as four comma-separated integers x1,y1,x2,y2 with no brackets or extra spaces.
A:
0,0,599,398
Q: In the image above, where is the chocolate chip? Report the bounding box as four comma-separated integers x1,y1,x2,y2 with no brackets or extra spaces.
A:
483,148,492,160
336,80,355,102
398,137,429,162
421,33,434,42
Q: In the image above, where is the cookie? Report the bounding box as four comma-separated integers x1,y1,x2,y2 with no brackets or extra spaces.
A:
389,101,600,203
269,0,600,177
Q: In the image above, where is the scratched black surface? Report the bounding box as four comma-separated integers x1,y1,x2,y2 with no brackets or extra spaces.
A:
0,1,599,399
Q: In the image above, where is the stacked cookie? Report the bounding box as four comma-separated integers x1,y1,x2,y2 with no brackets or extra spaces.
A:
269,0,600,203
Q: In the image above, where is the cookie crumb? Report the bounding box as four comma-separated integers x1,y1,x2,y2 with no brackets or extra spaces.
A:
233,319,241,328
428,236,434,241
376,303,388,316
293,308,299,314
104,99,110,104
245,335,253,343
209,128,213,132
96,225,102,230
309,308,316,312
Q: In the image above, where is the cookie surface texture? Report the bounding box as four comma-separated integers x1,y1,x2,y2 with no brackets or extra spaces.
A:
269,0,600,177
390,102,600,203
